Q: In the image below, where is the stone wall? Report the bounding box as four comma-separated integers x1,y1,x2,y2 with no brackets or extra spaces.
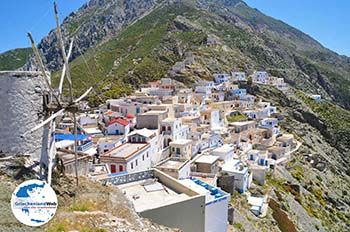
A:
0,71,49,161
217,174,235,194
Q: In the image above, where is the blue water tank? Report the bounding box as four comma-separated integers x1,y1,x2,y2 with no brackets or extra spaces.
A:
211,188,219,194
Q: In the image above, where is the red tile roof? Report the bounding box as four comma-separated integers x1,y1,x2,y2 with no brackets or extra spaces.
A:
126,113,135,119
108,118,129,126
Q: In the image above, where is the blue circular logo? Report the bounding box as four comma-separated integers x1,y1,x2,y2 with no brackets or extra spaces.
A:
11,179,58,227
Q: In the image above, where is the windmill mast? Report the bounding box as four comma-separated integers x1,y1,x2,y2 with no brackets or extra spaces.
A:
23,2,93,187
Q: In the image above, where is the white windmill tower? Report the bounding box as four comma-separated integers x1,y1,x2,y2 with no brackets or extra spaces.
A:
22,2,93,186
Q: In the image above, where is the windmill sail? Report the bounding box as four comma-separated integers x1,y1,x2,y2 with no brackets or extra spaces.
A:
22,2,94,186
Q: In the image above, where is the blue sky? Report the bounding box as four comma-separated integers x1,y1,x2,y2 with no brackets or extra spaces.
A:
0,0,88,53
0,0,349,56
244,0,350,56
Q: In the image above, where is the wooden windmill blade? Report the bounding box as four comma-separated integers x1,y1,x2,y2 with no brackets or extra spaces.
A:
54,1,73,102
74,87,93,103
59,38,74,97
27,32,61,106
22,109,65,137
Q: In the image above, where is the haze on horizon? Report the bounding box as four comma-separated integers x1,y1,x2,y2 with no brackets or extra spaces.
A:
0,0,349,56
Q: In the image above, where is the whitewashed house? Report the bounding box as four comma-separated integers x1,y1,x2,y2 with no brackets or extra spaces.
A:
243,109,265,120
257,101,277,116
170,139,193,160
211,144,235,162
107,118,130,136
177,88,193,104
128,128,160,165
252,71,269,84
231,88,247,99
259,118,280,136
156,157,191,179
231,72,246,82
97,136,125,154
108,99,144,116
100,142,151,174
200,109,221,129
79,113,98,126
161,118,189,147
195,80,215,95
221,159,251,193
200,132,223,150
180,178,230,232
211,90,225,102
214,73,230,84
247,150,269,185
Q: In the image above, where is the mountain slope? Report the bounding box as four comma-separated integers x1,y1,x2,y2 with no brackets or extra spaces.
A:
25,0,159,71
24,0,350,109
0,48,32,71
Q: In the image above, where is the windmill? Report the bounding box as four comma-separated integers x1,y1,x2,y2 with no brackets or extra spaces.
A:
22,2,93,186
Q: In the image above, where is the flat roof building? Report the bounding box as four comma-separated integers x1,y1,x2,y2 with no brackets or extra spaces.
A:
100,142,151,174
211,144,235,162
180,177,230,232
156,157,191,179
136,110,168,130
100,169,229,232
169,139,193,160
195,155,220,174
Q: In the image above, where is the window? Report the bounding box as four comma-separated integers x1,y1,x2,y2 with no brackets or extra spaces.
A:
131,162,134,169
147,152,149,158
136,159,138,166
142,155,145,161
119,165,123,172
111,164,116,173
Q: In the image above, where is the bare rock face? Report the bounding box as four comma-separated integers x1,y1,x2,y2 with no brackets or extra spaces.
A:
24,0,159,71
0,71,49,160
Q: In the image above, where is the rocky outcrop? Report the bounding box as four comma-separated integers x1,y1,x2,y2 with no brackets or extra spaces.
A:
24,0,159,71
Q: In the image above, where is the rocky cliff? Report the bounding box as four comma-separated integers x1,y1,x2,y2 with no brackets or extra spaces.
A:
24,0,159,71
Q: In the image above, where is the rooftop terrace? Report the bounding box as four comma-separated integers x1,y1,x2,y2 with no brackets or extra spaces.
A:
102,142,149,160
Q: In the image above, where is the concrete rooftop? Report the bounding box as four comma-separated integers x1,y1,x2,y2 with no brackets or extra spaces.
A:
157,159,189,170
118,179,191,212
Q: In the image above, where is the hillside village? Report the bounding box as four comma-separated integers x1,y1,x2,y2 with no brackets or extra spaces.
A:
53,70,304,231
1,0,350,231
